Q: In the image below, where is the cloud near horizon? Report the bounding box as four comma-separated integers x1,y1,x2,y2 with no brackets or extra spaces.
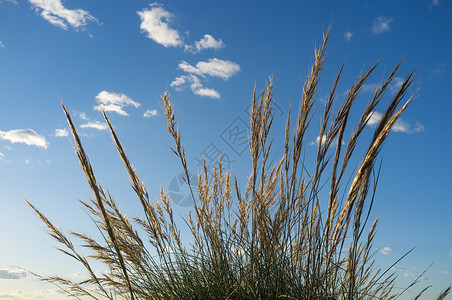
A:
0,129,48,148
94,91,140,116
0,269,27,280
29,0,97,30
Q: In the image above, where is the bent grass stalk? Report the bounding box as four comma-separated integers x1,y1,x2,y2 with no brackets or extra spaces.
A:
26,30,450,299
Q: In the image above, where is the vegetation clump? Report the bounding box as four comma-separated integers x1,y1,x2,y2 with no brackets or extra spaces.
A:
26,30,450,299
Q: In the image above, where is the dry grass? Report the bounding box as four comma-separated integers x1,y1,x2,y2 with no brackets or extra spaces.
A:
26,29,450,299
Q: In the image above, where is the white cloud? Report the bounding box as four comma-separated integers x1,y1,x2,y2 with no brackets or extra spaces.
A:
379,246,394,255
0,269,27,280
366,111,424,134
170,76,187,90
94,91,140,116
0,129,48,148
55,128,68,137
171,74,221,99
0,152,4,160
443,270,449,274
178,58,240,80
432,0,439,5
0,41,4,48
137,4,183,47
193,86,220,99
371,17,394,34
449,249,452,256
185,34,225,53
143,109,157,118
344,31,354,41
310,135,344,147
29,0,97,30
80,121,107,131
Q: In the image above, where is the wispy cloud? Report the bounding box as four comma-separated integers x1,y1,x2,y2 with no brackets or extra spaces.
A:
0,41,4,48
361,83,380,93
391,266,406,271
185,34,225,53
29,0,97,30
403,271,427,281
390,77,404,93
171,74,220,99
178,58,240,80
77,111,88,120
379,246,395,255
344,31,354,41
431,58,451,77
143,109,157,118
371,17,394,34
138,3,183,48
0,129,48,148
0,269,27,280
0,0,18,4
54,128,68,137
0,152,4,160
80,121,107,131
358,77,404,95
94,91,140,116
449,249,452,256
367,111,424,133
34,288,66,296
432,0,439,5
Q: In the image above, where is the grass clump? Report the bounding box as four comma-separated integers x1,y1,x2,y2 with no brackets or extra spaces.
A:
26,29,449,299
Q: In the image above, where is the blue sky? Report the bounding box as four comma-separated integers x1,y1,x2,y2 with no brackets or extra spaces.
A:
0,0,451,298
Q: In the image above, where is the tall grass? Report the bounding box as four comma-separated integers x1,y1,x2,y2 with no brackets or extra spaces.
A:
26,30,449,299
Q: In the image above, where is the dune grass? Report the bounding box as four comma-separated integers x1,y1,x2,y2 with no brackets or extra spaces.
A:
26,29,450,299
